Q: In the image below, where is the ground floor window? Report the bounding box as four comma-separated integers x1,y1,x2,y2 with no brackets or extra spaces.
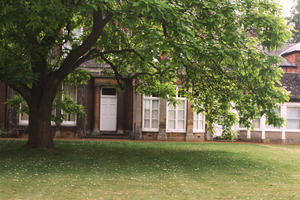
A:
61,84,77,126
266,107,281,130
286,106,300,130
252,118,261,129
19,112,29,125
167,98,186,132
193,112,205,132
142,96,159,131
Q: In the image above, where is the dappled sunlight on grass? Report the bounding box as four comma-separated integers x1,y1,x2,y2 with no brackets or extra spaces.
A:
0,140,300,199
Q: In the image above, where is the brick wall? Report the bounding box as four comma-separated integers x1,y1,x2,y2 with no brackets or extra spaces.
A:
283,52,300,73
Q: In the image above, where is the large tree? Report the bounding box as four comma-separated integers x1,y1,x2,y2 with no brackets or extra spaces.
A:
0,0,291,148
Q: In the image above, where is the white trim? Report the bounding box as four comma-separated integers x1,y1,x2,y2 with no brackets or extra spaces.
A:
142,95,160,132
18,110,56,126
265,106,282,132
285,102,300,131
281,105,287,139
261,115,266,139
193,111,205,133
19,114,29,125
61,84,77,126
252,117,262,131
166,96,187,133
246,130,251,139
100,87,117,131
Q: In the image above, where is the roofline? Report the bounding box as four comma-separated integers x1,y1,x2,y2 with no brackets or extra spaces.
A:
281,50,300,57
280,64,297,68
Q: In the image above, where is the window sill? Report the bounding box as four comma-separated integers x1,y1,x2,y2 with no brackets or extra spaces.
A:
166,130,186,133
193,130,205,133
142,129,159,132
61,122,77,127
265,129,282,132
285,129,300,132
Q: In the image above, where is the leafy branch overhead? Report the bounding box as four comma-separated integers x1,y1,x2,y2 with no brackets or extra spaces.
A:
0,0,292,147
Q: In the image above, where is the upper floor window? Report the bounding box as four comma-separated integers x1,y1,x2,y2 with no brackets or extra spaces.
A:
142,95,160,131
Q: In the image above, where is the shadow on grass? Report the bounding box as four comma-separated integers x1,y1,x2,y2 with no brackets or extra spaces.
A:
0,140,272,177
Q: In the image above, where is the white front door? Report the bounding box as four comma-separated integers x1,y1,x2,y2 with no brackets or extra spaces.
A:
100,88,117,131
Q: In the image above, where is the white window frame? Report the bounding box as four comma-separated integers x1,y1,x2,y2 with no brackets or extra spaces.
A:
18,106,56,126
61,83,77,126
265,106,282,132
142,95,160,132
19,106,29,125
193,111,205,133
166,89,187,133
285,102,300,132
238,118,261,131
252,118,262,131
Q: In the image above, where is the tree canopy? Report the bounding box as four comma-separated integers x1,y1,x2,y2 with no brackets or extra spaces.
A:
0,0,291,148
289,0,300,42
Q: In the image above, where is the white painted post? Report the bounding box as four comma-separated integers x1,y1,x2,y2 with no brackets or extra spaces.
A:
246,130,251,139
281,104,287,141
261,115,266,140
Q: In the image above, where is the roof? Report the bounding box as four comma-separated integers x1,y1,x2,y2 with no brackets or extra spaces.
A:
280,43,300,57
281,73,300,102
279,57,297,68
268,43,296,56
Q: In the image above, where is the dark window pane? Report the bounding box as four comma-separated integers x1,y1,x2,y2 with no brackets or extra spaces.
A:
152,93,159,97
102,88,116,95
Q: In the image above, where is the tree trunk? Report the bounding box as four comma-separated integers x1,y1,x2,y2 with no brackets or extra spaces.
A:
26,92,55,149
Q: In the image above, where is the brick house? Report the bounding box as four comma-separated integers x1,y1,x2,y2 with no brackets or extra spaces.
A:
0,58,206,141
2,43,300,143
239,43,300,143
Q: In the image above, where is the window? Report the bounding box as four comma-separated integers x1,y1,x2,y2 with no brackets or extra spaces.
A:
193,112,205,132
167,89,187,132
102,88,116,96
287,107,300,130
238,118,260,130
266,107,281,130
19,106,56,126
252,118,261,129
61,84,77,126
142,96,159,131
19,112,29,125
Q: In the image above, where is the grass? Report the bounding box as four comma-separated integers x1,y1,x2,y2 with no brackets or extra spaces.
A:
0,140,300,200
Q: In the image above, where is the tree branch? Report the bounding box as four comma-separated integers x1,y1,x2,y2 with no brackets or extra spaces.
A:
52,7,113,82
85,48,161,71
9,83,31,103
98,54,126,88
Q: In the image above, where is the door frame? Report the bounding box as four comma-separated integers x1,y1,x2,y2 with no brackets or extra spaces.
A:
100,87,118,131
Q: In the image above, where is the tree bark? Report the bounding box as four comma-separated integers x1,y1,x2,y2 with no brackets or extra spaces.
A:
26,88,56,149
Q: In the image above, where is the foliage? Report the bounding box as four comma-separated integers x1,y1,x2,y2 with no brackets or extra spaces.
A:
221,128,238,141
289,0,300,42
6,69,89,125
0,129,8,136
0,0,292,140
1,140,300,199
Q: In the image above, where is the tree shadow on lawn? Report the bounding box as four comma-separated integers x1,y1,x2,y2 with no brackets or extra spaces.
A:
0,140,276,178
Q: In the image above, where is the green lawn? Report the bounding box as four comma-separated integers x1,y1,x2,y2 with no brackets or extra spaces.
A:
0,140,300,200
